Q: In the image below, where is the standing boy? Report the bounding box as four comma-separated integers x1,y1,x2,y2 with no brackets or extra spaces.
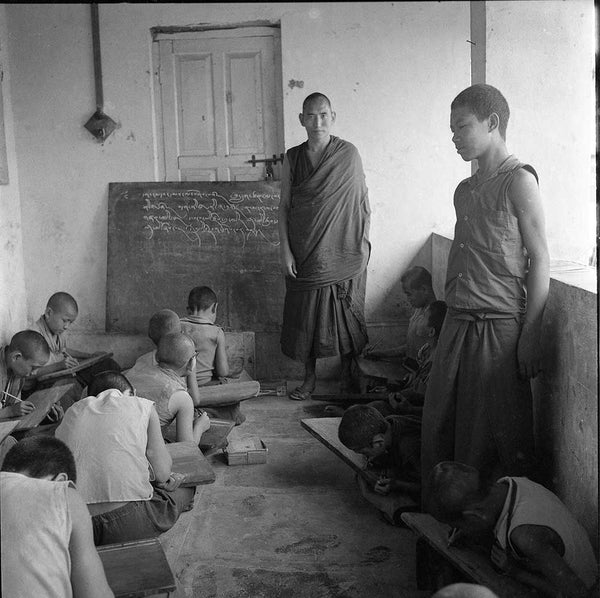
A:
279,92,371,400
421,84,550,494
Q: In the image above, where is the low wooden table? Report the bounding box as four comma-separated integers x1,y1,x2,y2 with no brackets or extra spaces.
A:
0,383,76,432
401,512,538,597
98,538,176,597
300,417,417,511
166,441,215,486
34,352,114,383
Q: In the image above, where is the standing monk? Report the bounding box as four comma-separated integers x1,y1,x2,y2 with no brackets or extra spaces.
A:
279,93,371,400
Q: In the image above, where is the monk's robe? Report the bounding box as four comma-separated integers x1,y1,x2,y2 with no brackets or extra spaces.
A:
280,136,371,361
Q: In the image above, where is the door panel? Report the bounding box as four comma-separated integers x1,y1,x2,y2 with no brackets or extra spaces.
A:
156,29,282,182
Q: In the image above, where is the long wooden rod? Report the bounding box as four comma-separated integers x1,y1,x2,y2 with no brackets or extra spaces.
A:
91,3,103,110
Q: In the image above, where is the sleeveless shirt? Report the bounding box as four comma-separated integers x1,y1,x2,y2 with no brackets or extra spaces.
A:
493,476,598,588
55,389,154,503
125,360,187,428
1,472,73,598
445,155,538,315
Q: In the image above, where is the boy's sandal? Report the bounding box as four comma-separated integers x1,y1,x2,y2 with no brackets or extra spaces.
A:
289,387,312,401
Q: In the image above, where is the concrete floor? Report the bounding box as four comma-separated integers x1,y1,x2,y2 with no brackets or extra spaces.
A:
159,382,430,598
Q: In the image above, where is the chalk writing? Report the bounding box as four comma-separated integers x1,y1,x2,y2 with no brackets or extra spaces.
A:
137,190,280,249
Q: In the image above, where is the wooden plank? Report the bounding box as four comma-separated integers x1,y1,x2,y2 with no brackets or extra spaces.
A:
194,380,260,406
301,417,367,476
197,418,235,450
356,356,411,382
34,351,113,382
310,393,388,403
98,538,176,598
0,384,76,432
301,417,418,509
166,441,215,486
0,420,19,443
401,513,538,598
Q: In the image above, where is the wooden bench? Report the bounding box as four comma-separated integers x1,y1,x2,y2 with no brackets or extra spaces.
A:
300,417,417,511
98,537,176,597
166,441,215,486
401,512,538,597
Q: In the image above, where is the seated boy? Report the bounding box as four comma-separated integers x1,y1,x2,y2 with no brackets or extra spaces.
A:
55,371,195,545
131,308,203,407
180,286,260,424
426,461,598,598
125,332,211,444
0,330,62,422
363,266,437,375
28,291,121,397
369,300,447,417
1,435,114,597
338,404,421,524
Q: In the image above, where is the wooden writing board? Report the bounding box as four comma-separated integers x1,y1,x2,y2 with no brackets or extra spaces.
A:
401,513,538,597
300,417,370,480
0,420,18,443
301,417,418,510
98,538,176,598
356,356,411,383
107,181,283,334
166,441,215,486
0,384,76,431
35,352,114,382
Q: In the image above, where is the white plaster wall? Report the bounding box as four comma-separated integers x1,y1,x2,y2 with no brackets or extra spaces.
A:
486,0,596,266
5,2,466,336
0,4,27,341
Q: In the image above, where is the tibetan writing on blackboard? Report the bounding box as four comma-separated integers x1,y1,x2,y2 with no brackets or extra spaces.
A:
107,181,283,334
140,190,279,248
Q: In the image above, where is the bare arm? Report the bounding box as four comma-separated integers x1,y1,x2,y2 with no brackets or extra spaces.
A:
510,169,550,379
214,329,229,378
145,407,172,483
169,390,197,443
278,155,296,278
68,487,115,598
510,525,590,598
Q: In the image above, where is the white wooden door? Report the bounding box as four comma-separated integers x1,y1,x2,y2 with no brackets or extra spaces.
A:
154,28,283,182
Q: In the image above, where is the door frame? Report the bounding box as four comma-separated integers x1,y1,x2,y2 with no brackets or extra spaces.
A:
151,26,283,182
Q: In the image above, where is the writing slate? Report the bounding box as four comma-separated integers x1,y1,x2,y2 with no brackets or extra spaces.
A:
107,181,283,334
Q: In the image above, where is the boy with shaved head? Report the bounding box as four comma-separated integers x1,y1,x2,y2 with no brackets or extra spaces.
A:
126,332,210,444
0,330,50,418
29,291,121,396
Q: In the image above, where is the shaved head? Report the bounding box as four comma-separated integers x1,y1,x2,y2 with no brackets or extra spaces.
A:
156,333,195,369
47,292,78,315
148,309,181,345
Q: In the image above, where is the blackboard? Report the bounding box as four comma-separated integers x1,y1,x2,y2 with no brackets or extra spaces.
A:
107,181,283,334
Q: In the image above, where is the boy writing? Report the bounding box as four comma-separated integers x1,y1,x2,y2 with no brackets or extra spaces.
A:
338,404,421,525
29,291,121,391
426,462,598,598
370,300,447,417
365,266,438,368
125,332,211,444
180,285,260,424
55,371,195,545
1,435,114,597
421,84,550,493
0,330,52,418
